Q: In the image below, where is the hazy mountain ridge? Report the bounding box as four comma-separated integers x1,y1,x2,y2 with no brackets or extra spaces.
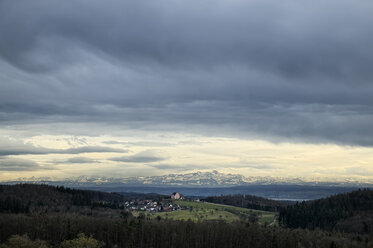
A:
4,170,373,188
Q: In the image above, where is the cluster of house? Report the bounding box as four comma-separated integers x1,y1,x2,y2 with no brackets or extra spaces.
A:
123,192,183,213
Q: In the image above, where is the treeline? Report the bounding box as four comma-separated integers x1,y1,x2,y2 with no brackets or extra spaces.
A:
1,184,373,247
205,194,287,212
279,189,373,233
0,213,372,248
0,184,125,214
119,192,167,202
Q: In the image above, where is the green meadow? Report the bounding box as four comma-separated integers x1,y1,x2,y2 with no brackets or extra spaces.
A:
153,200,276,225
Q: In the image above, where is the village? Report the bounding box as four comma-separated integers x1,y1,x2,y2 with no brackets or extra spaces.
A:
124,192,185,213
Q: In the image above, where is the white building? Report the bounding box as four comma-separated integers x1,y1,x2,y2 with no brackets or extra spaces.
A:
171,192,181,200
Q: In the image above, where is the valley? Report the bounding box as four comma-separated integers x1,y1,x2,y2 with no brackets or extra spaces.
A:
0,184,372,247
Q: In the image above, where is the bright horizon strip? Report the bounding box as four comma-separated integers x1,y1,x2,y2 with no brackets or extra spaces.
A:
0,127,372,182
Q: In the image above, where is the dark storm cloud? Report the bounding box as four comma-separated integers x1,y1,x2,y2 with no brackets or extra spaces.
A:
1,0,373,146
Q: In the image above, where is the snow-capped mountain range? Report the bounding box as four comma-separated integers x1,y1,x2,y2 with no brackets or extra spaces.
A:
4,170,373,187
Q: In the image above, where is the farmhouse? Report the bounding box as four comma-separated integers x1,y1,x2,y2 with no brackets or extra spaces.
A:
171,192,181,200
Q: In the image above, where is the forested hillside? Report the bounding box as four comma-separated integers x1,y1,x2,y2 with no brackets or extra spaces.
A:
1,214,372,248
0,184,372,247
0,184,126,214
205,194,287,212
279,189,373,233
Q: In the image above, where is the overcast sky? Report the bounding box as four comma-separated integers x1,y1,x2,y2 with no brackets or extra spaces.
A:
1,0,373,181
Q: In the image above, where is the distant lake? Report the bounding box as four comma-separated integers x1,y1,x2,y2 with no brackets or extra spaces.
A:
87,184,363,201
269,198,311,202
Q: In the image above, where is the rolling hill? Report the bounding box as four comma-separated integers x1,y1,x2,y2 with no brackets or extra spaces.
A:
279,189,373,234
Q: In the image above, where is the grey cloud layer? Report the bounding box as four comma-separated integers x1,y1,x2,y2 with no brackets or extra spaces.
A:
0,138,127,156
66,157,100,164
148,164,213,171
0,146,127,156
110,156,165,163
1,0,373,146
109,150,166,163
0,157,41,171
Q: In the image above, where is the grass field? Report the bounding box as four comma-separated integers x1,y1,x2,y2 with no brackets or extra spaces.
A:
152,200,276,224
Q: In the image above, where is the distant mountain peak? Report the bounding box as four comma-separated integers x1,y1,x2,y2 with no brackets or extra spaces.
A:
4,170,373,187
